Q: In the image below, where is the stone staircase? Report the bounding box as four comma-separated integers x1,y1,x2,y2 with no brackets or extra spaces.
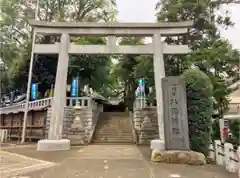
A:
91,112,134,144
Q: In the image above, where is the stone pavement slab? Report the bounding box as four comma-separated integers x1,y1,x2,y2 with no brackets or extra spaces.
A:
0,150,55,178
149,162,238,178
76,144,144,159
24,159,151,178
2,145,238,178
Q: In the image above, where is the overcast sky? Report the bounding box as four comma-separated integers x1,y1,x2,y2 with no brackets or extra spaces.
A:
116,0,240,50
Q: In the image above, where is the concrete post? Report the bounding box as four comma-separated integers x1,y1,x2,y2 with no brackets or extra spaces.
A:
224,142,231,171
215,140,224,166
153,33,165,144
238,146,240,177
208,143,215,161
48,33,70,140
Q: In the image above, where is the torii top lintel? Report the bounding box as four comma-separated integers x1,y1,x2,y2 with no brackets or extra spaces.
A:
28,20,193,36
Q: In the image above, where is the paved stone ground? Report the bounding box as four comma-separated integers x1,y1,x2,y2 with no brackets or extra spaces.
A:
1,144,238,178
0,150,55,178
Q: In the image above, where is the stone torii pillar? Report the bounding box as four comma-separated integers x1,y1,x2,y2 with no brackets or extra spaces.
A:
48,33,70,140
153,33,165,142
37,33,71,151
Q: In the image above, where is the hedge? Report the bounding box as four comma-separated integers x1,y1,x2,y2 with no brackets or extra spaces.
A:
182,68,214,155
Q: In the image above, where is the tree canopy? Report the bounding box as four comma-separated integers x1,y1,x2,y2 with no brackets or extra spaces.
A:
0,0,117,95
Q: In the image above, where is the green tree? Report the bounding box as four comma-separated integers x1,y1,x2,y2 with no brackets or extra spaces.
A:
226,119,240,147
1,0,117,96
68,37,111,95
211,119,221,141
155,0,240,118
182,68,213,155
113,37,145,109
185,39,239,117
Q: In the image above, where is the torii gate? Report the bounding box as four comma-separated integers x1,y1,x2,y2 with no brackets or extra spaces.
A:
28,20,193,150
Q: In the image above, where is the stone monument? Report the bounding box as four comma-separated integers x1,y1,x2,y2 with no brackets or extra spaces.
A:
151,76,206,165
162,76,190,150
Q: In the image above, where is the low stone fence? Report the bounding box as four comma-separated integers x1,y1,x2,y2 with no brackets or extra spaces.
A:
133,107,159,144
0,96,94,115
44,98,102,144
208,140,240,174
45,107,74,138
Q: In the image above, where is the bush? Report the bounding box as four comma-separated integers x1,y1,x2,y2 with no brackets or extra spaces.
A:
182,69,214,156
227,119,240,147
211,119,220,141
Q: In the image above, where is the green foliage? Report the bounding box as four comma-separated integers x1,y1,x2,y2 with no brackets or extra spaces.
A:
155,0,240,121
1,0,117,96
227,119,240,146
134,56,154,87
68,37,111,95
211,77,230,118
211,119,221,141
182,68,214,155
112,37,145,109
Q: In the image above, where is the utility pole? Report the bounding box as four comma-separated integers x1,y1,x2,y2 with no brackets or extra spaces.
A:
21,0,39,144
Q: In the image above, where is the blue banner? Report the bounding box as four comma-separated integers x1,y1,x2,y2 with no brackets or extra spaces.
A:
31,83,38,100
138,78,145,92
71,79,77,97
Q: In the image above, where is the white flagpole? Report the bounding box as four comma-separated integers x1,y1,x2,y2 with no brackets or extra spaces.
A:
21,0,40,144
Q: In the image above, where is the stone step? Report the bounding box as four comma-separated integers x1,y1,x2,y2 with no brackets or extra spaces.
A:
93,135,132,138
92,141,133,144
94,131,133,135
93,139,133,143
95,127,132,130
96,124,132,127
94,132,133,135
94,135,133,138
94,131,133,134
95,129,132,132
92,139,133,143
92,112,134,144
94,133,132,137
91,141,133,144
90,142,133,145
96,124,131,127
96,121,132,125
99,112,130,117
93,139,133,142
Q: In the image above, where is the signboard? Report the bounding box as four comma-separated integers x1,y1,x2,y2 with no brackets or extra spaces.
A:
162,76,190,150
31,83,38,100
71,78,79,97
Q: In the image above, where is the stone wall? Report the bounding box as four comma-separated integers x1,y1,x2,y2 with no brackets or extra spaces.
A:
45,104,102,145
133,107,159,144
67,105,102,145
45,107,74,138
87,104,103,142
67,108,92,145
